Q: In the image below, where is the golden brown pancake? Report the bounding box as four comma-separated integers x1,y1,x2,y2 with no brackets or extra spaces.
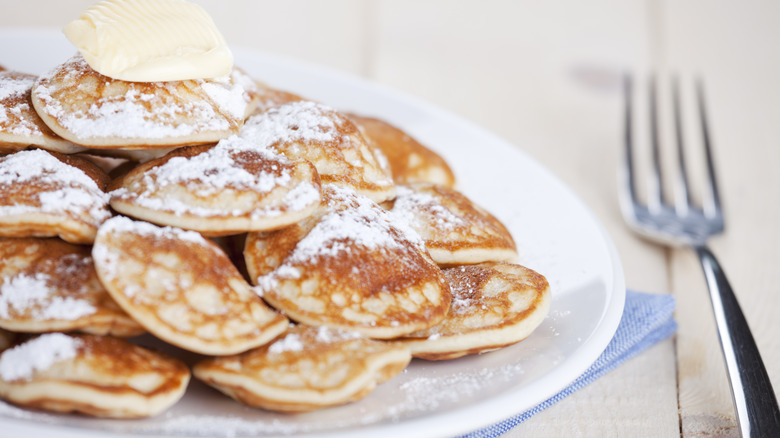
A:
349,114,456,188
0,71,83,154
240,101,396,203
0,237,143,337
31,54,250,149
245,184,450,339
193,324,411,412
93,216,288,355
399,262,550,360
389,183,518,265
0,333,190,418
0,149,112,244
109,137,322,236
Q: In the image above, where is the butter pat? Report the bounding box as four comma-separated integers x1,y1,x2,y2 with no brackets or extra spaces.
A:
64,0,233,82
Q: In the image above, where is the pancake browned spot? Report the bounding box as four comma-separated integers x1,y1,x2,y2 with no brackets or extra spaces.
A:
240,101,395,203
193,324,411,412
399,262,550,360
109,136,322,236
0,149,112,244
31,54,250,149
0,333,190,418
93,216,288,355
389,183,518,265
0,237,143,337
0,70,83,154
245,184,450,339
349,114,456,188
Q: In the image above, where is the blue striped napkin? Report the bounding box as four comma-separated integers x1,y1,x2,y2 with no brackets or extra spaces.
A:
461,290,677,438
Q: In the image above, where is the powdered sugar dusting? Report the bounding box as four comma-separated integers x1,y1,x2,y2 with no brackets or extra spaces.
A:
240,101,340,148
391,185,465,231
0,72,40,138
267,331,304,354
0,73,32,101
33,55,246,140
202,73,249,120
256,185,424,288
0,333,82,381
0,149,110,222
93,216,209,287
110,136,320,218
314,325,363,343
289,185,420,265
0,272,96,320
99,216,208,246
267,326,364,355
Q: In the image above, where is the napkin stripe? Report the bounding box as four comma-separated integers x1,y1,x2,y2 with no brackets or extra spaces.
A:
460,290,677,438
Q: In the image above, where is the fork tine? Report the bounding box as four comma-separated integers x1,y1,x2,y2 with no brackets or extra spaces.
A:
648,75,665,211
621,74,640,211
696,79,723,219
672,76,693,215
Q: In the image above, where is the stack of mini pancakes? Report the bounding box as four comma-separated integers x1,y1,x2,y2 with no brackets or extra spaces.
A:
0,53,550,418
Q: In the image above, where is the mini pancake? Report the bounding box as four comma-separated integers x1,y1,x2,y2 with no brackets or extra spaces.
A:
245,184,450,339
389,183,518,265
93,216,288,355
349,114,456,188
0,333,190,418
0,71,83,154
193,324,411,412
31,54,250,149
109,136,322,236
240,101,395,203
399,262,550,360
0,149,112,244
0,237,143,337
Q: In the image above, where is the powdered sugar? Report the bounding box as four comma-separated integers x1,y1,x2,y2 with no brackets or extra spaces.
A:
202,77,247,120
256,185,424,288
0,72,40,137
240,101,340,147
0,149,110,222
0,271,96,320
0,72,32,101
314,325,363,343
0,333,82,381
287,185,411,264
33,55,247,140
110,136,321,218
267,326,364,354
153,138,288,196
99,215,208,246
391,185,465,231
267,331,304,354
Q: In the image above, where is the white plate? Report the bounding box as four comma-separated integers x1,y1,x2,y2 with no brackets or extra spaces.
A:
0,29,625,438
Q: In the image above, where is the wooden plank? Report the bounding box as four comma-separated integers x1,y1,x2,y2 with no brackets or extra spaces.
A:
658,0,780,435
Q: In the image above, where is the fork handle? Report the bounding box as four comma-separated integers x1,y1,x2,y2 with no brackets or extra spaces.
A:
695,245,780,437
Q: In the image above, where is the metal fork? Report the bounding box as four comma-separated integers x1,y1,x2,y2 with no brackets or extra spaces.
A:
620,75,780,437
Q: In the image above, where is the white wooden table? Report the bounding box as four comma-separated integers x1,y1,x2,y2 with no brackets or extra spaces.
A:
2,1,779,436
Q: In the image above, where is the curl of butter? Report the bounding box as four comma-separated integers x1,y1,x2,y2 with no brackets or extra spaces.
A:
64,0,233,82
